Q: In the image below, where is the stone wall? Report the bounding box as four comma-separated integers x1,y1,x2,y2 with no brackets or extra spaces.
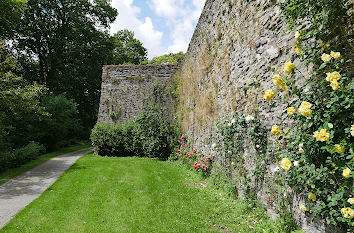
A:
177,0,334,232
97,64,178,123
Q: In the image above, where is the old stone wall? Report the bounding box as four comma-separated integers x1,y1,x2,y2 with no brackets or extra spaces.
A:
97,64,178,123
177,0,332,232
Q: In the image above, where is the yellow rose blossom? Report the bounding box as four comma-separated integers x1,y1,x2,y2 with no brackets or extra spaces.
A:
348,198,354,205
298,101,312,117
330,80,340,90
341,207,354,219
272,74,284,86
330,51,341,59
271,125,282,135
281,84,288,92
280,158,292,171
308,193,317,201
263,89,275,101
293,46,301,55
334,144,345,153
343,168,351,179
313,129,330,142
283,61,295,74
326,72,341,82
287,107,296,116
351,124,354,137
299,204,307,212
295,31,301,40
321,53,332,62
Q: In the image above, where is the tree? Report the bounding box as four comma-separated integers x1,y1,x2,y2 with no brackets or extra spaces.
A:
111,29,147,65
0,44,47,150
150,52,185,65
0,0,27,38
14,0,118,130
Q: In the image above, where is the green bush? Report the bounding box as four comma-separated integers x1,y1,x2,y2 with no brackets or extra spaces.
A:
30,94,83,150
0,142,45,172
91,81,175,159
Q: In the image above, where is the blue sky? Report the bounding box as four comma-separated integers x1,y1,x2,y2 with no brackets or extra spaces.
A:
110,0,206,58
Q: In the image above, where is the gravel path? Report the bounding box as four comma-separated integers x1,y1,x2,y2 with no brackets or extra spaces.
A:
0,149,92,228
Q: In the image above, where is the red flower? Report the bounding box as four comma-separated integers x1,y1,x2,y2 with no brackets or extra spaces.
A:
181,135,185,141
205,157,210,162
193,165,197,169
193,149,196,153
196,164,200,168
203,166,208,171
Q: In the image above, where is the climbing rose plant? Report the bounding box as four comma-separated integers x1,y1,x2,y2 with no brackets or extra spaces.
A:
264,30,353,230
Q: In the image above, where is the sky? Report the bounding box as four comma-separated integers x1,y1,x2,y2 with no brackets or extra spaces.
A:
110,0,206,59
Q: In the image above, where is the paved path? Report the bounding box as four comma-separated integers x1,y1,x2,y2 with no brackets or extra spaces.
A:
0,148,92,229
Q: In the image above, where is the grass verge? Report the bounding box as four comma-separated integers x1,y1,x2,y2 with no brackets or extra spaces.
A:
1,154,281,232
0,142,91,185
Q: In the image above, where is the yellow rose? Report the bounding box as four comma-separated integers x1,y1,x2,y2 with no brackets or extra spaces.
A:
313,128,330,142
293,46,301,55
263,89,275,101
271,125,282,135
287,107,296,116
308,193,317,201
283,61,295,74
280,158,292,171
272,74,284,86
330,51,340,59
341,207,354,219
343,168,351,179
299,204,307,212
348,198,354,205
298,101,312,117
321,53,332,62
281,84,288,92
351,124,354,137
330,80,340,90
295,31,301,40
334,144,345,153
326,71,341,82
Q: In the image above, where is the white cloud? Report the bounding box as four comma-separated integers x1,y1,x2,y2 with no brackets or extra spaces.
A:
148,0,206,54
110,0,206,58
110,0,164,58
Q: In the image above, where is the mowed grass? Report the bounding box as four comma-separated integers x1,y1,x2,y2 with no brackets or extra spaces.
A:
1,154,281,233
0,142,91,185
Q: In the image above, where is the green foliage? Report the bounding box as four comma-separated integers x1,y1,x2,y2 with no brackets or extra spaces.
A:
0,142,45,172
273,1,354,231
0,44,47,149
0,0,27,38
14,0,118,130
149,52,185,65
111,29,148,65
31,94,83,150
91,81,174,159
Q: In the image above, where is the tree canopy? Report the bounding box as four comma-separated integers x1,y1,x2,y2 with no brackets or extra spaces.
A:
149,52,185,65
111,29,148,65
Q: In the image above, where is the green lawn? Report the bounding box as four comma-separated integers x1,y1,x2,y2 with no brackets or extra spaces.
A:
1,154,281,232
0,142,91,185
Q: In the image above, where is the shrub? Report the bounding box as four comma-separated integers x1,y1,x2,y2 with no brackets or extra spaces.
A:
30,94,83,150
0,142,45,172
91,81,175,159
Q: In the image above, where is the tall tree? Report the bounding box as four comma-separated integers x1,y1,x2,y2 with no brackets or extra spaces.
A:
111,29,148,65
15,0,118,129
0,0,27,38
